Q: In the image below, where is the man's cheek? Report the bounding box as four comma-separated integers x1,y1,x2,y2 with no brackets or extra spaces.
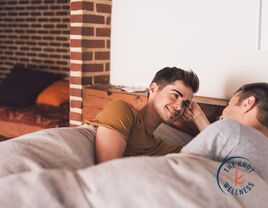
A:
222,108,228,116
222,107,231,119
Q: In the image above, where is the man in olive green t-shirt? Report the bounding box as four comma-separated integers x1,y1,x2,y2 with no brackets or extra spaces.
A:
87,67,210,163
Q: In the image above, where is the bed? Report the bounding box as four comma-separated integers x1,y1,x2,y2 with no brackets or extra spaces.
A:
0,124,267,208
0,81,266,207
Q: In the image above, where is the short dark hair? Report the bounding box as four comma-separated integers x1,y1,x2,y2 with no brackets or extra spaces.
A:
150,67,199,93
235,82,268,128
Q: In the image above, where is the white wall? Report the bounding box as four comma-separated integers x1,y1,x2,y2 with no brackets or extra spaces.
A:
259,0,268,50
110,0,268,99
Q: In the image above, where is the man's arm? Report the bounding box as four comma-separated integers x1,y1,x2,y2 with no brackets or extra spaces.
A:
191,102,210,131
181,102,210,131
95,126,127,163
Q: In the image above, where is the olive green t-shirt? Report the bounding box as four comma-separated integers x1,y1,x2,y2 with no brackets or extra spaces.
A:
87,100,182,156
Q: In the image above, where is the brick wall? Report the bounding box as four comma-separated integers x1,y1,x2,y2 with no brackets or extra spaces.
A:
0,0,70,79
69,0,112,126
0,0,112,127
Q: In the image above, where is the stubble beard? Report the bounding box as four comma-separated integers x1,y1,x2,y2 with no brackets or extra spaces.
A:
164,105,184,124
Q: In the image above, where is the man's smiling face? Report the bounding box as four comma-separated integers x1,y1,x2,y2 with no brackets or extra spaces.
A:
150,80,194,123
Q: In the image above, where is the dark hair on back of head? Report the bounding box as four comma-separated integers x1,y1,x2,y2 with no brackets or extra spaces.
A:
236,82,268,128
150,67,199,93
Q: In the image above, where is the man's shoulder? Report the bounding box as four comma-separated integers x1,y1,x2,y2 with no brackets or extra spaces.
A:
208,119,267,140
209,119,241,130
110,100,133,107
103,100,139,119
108,100,137,112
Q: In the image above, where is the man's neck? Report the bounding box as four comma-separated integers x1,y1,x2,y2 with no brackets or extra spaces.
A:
139,103,162,135
242,118,268,138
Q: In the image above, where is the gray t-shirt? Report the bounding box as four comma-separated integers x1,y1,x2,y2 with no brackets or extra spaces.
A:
181,119,268,181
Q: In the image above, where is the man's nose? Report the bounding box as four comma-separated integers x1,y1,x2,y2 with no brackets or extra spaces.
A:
174,100,183,111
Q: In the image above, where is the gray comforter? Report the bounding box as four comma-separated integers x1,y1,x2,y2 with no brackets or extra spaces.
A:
0,125,267,208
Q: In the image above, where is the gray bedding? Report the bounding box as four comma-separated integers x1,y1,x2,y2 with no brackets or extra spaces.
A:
0,125,267,208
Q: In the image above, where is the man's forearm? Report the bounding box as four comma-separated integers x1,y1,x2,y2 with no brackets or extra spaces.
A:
193,113,210,132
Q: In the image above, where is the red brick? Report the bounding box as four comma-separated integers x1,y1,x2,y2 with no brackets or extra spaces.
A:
50,5,61,10
81,27,94,36
70,27,82,35
71,2,93,11
70,88,82,97
44,60,55,64
95,51,110,60
83,64,104,72
85,40,105,48
50,18,61,22
105,63,110,71
70,112,82,121
6,0,16,5
106,16,111,25
49,54,61,58
32,1,42,4
70,100,82,108
19,58,30,62
56,48,68,53
19,1,29,5
70,52,81,60
43,24,54,29
56,11,68,16
31,48,42,52
82,76,93,85
71,14,105,24
96,28,110,37
84,15,105,24
70,15,82,23
43,48,54,53
96,4,111,13
1,0,70,84
70,63,82,71
27,52,37,57
70,39,81,47
94,75,109,84
38,53,48,58
71,52,93,60
56,36,68,41
57,0,68,3
82,52,93,60
70,77,82,85
32,59,42,64
56,24,68,29
70,27,94,36
56,61,67,65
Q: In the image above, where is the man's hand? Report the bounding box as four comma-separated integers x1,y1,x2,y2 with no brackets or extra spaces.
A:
180,102,210,131
95,126,127,163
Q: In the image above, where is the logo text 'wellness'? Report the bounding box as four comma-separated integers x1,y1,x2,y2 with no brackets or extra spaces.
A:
216,156,256,196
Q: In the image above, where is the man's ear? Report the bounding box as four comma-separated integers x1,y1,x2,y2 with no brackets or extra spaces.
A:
241,96,256,114
148,82,159,97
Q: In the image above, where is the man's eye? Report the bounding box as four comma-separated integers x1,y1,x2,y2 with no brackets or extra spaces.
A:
183,100,190,108
173,94,179,99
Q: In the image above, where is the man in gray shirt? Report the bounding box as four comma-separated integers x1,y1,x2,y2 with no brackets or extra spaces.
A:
182,82,268,181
